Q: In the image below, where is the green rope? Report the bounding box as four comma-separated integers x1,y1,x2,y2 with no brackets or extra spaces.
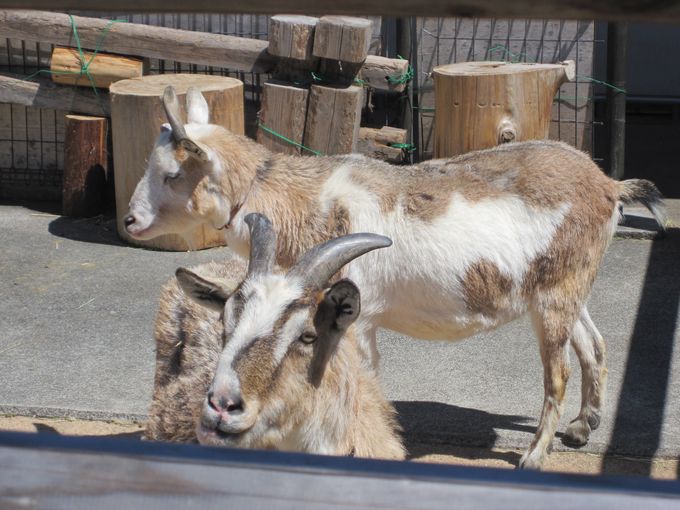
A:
390,142,416,152
258,122,323,156
24,16,126,113
387,55,414,85
576,74,626,94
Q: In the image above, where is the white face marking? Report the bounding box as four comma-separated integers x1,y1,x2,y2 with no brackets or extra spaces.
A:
272,309,310,365
219,275,305,367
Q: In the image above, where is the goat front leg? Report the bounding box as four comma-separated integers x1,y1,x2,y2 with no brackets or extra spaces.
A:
519,307,574,469
564,307,607,446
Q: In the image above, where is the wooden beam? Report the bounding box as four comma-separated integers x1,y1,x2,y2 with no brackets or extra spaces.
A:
0,10,407,93
2,432,680,509
1,1,680,21
0,72,110,116
0,10,275,73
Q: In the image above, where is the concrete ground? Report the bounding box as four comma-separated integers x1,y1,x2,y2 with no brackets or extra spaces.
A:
1,200,679,478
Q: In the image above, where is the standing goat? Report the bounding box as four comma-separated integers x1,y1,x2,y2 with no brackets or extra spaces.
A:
147,213,405,460
128,86,665,469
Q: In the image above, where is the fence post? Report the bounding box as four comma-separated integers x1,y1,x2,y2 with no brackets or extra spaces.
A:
607,21,628,181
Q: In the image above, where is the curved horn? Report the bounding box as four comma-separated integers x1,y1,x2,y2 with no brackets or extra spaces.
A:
162,86,188,142
244,213,278,277
287,233,392,289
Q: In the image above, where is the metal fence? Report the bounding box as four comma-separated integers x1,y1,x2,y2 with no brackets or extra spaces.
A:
0,15,603,200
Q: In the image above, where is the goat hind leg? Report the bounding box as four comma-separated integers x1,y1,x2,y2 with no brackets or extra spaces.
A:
519,308,573,470
564,307,607,446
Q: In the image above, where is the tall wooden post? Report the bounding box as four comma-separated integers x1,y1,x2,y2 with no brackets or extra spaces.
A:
62,115,109,217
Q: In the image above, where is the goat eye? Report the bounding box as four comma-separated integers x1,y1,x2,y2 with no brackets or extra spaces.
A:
299,331,317,344
164,173,180,184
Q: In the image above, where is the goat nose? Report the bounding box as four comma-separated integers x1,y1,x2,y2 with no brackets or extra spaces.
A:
124,215,136,228
207,390,244,415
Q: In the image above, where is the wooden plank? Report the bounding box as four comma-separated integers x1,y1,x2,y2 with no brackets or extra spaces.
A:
257,81,309,155
0,73,110,116
1,0,680,22
1,432,680,509
50,47,145,89
359,126,407,144
303,84,363,155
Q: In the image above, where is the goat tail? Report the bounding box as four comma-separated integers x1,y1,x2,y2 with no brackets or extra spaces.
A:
617,179,667,231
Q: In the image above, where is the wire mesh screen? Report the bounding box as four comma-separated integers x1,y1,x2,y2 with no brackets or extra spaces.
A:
413,18,602,161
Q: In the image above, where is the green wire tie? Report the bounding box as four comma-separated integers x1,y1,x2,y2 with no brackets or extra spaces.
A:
390,142,416,152
24,15,126,113
258,122,323,156
387,55,413,85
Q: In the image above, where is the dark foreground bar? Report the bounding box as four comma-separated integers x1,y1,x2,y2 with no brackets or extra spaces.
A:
1,431,679,509
1,0,680,22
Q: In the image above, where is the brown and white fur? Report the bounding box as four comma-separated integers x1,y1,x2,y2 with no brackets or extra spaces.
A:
128,87,665,469
146,224,405,460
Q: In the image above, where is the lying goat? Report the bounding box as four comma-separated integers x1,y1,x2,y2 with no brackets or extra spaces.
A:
129,86,665,469
146,213,405,460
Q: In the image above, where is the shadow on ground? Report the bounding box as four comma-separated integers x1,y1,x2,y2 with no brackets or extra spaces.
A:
48,214,125,247
394,400,532,465
34,422,144,441
602,229,680,476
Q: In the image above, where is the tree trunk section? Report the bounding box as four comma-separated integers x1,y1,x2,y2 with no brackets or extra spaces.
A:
109,74,244,251
62,114,108,217
433,60,575,158
313,16,373,63
268,15,318,61
257,81,309,155
303,84,363,155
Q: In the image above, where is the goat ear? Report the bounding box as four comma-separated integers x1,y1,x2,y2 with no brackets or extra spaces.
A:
175,267,231,312
179,138,209,162
309,279,361,386
186,87,209,125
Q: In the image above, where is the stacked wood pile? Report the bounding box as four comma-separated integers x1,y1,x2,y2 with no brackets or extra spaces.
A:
257,15,408,160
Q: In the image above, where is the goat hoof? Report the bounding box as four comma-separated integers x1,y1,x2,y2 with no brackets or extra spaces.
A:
564,420,590,446
518,451,544,470
587,412,601,431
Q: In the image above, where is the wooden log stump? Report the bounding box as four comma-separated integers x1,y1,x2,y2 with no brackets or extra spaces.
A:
50,47,145,89
110,74,244,251
433,60,575,158
359,55,410,93
313,16,373,63
303,84,363,155
257,81,309,155
357,126,407,163
268,15,318,61
62,115,108,217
